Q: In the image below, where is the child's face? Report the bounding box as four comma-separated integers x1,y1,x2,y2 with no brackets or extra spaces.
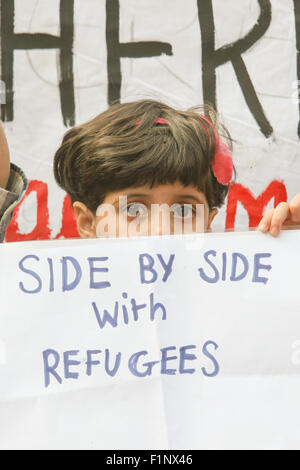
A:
73,182,218,238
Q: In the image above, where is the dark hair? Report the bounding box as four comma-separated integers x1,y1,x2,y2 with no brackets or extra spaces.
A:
54,99,233,213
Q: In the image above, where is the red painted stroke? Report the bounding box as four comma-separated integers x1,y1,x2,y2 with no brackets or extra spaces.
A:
226,180,287,229
5,180,51,242
55,194,79,239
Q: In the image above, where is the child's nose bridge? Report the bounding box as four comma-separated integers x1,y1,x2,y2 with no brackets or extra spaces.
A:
148,205,176,236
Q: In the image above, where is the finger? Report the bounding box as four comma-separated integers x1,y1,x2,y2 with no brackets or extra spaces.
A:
269,202,289,236
258,209,275,233
289,193,300,223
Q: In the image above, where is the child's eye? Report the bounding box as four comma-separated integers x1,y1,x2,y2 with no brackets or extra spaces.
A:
126,203,147,218
174,204,195,219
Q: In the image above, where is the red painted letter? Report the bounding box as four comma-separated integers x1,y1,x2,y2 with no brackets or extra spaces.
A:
226,180,287,229
5,180,51,242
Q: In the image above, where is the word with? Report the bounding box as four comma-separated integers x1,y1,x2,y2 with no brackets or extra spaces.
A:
18,255,111,294
198,251,272,284
92,291,166,330
42,341,219,387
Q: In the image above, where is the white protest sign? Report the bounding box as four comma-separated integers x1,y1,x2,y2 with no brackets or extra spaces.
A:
0,230,300,450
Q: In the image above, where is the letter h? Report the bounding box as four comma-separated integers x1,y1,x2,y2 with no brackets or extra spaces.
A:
106,0,173,104
0,0,75,126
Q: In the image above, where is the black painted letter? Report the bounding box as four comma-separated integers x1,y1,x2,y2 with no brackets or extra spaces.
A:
198,0,273,138
0,0,75,126
106,0,173,104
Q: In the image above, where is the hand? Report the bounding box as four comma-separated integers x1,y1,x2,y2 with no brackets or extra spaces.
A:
258,193,300,236
0,120,10,188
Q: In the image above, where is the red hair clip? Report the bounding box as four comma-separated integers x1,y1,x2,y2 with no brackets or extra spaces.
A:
133,116,233,185
200,115,233,186
133,118,167,125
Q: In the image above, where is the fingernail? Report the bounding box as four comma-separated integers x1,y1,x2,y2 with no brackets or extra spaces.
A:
270,226,279,236
258,223,267,232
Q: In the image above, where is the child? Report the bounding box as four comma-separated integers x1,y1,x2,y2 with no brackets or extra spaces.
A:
53,99,300,238
0,121,27,242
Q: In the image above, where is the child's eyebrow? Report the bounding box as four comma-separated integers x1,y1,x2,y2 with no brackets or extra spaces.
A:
177,195,204,204
111,193,149,205
125,193,149,198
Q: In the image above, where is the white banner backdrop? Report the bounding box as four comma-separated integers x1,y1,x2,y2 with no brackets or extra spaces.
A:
1,0,300,241
0,230,300,449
